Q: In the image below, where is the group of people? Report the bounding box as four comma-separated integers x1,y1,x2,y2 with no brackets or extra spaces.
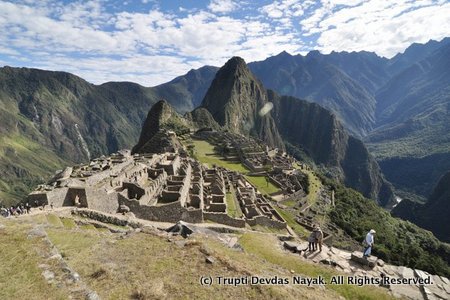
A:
305,226,376,258
307,225,324,252
0,203,32,217
0,201,54,217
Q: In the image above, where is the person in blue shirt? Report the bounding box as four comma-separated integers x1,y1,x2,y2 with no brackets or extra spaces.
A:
363,229,376,258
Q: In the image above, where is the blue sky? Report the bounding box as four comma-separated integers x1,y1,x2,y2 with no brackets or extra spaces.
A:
0,0,449,86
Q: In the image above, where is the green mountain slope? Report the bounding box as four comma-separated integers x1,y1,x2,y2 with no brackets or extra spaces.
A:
392,171,450,242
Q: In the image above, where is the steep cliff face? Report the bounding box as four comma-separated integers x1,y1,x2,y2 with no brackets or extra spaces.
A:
201,57,284,150
201,57,394,205
393,171,450,242
269,92,394,205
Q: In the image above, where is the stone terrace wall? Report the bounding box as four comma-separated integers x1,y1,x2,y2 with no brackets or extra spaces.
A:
118,193,203,223
86,188,119,214
203,212,246,228
247,215,286,229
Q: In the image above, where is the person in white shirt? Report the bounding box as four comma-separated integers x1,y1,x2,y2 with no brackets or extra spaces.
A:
363,229,376,258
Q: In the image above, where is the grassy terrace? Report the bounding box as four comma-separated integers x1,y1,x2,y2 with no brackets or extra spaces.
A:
191,139,280,196
191,139,248,173
225,188,243,218
0,213,341,299
294,163,322,206
244,175,279,196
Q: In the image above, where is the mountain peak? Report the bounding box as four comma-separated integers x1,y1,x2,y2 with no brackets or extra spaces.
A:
200,56,284,149
220,56,249,76
276,50,292,58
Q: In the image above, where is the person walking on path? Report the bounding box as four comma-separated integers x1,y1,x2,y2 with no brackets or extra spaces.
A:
314,226,324,252
363,229,376,258
308,230,316,252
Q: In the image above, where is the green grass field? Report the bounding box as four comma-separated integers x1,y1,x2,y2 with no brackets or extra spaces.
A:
225,190,243,218
191,139,281,196
244,175,280,195
191,139,249,173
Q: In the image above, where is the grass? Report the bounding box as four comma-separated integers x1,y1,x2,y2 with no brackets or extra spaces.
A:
79,224,97,230
1,214,396,299
280,199,297,207
225,190,243,218
239,232,395,300
244,175,280,195
273,207,308,238
61,217,76,229
47,223,322,299
46,214,64,227
0,220,67,299
294,163,322,206
191,139,249,173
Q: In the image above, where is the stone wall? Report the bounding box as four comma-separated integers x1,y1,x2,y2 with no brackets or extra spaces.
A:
203,212,246,228
246,215,286,229
84,159,132,186
85,188,119,214
118,193,203,223
122,182,146,201
64,187,88,207
27,192,50,206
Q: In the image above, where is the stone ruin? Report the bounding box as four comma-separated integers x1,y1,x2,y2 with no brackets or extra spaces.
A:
27,148,286,230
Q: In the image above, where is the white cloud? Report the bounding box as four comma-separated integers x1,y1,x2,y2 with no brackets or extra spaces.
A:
303,0,450,57
208,0,238,14
0,0,448,85
260,0,306,29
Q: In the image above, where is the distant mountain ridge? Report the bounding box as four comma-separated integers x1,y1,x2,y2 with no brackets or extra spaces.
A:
0,65,213,204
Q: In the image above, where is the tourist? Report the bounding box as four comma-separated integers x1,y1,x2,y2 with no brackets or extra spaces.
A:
0,206,8,217
26,203,31,214
314,226,324,252
363,229,376,258
308,230,316,251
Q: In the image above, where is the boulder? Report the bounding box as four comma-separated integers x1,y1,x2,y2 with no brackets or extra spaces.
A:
397,266,415,279
118,204,130,213
166,221,193,238
205,256,215,264
389,283,423,300
283,241,303,253
350,251,376,268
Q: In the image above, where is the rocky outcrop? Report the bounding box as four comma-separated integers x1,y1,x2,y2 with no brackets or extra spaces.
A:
185,107,221,131
132,100,187,154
